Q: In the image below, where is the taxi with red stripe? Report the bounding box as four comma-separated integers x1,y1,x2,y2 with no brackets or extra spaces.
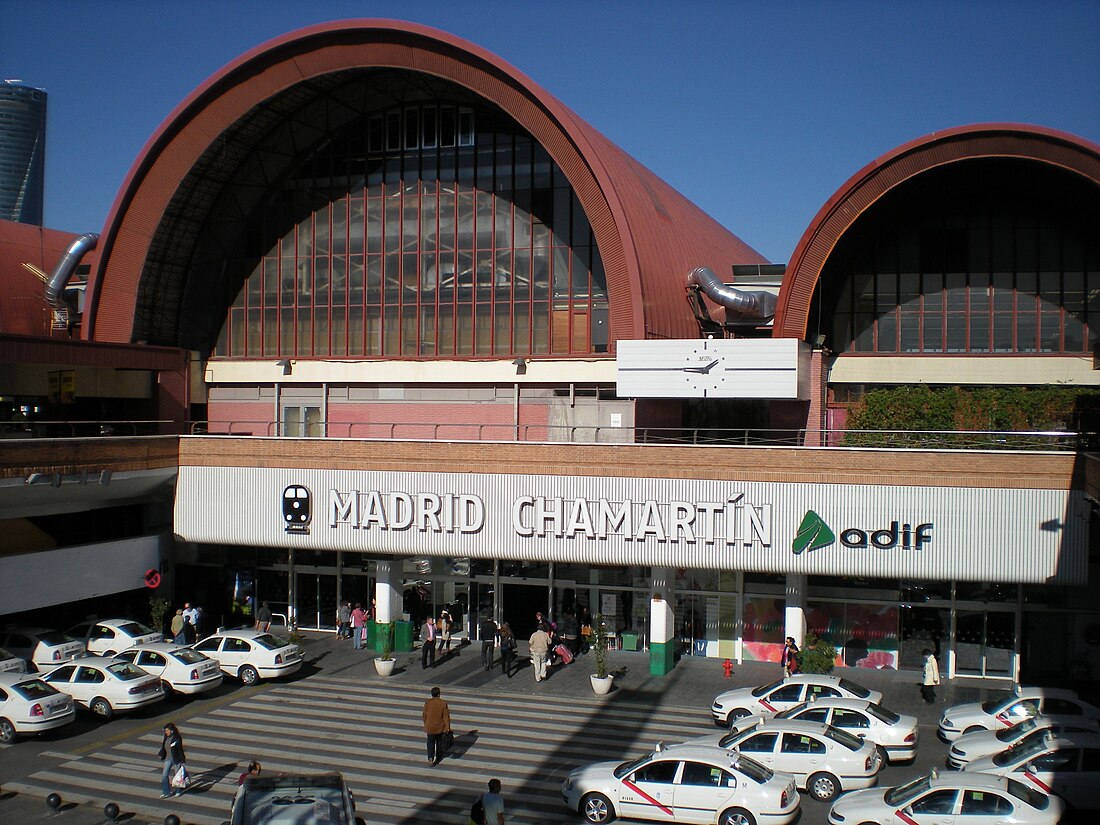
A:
937,686,1100,742
711,674,882,728
561,743,800,825
965,730,1100,811
827,769,1062,825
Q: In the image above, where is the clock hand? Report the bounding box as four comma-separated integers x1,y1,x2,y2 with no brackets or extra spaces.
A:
683,359,720,374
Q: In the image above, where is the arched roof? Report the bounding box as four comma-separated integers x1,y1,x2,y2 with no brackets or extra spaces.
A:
86,19,764,350
774,124,1100,340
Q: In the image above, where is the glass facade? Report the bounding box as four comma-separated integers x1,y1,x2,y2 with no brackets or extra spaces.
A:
0,82,46,225
816,159,1100,355
214,98,609,359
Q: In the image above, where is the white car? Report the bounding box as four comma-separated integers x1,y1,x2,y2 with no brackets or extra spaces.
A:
938,687,1100,741
67,618,162,656
769,697,918,763
711,674,882,727
193,630,302,684
41,656,164,720
827,769,1063,825
0,672,75,744
947,714,1100,769
966,731,1100,810
0,646,27,674
0,627,85,672
115,643,223,695
561,744,800,825
682,718,882,802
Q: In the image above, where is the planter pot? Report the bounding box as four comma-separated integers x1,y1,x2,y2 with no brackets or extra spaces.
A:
374,657,395,676
590,674,613,695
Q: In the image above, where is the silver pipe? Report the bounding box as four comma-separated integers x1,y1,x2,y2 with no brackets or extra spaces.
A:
45,232,99,311
687,266,776,318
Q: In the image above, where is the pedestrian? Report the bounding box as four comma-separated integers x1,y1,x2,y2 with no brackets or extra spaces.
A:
499,622,517,678
158,722,187,798
350,603,366,650
336,601,350,639
255,601,272,633
560,610,579,656
182,602,200,629
421,614,438,669
782,637,800,677
479,615,498,672
237,760,262,785
182,613,197,644
921,648,940,703
421,686,452,766
439,609,453,654
170,609,186,644
528,622,551,683
470,778,506,825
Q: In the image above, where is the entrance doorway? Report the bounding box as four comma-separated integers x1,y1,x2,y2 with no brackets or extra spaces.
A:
503,583,547,638
295,572,338,631
954,608,1015,678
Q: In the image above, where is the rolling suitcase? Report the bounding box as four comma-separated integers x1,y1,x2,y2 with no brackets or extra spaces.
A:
554,643,574,665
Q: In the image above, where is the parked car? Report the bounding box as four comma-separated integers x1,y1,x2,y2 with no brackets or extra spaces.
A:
938,686,1100,741
711,674,882,727
768,696,918,763
947,714,1100,769
827,769,1063,825
561,743,800,825
967,731,1100,810
0,672,75,744
0,646,27,674
193,629,302,684
66,618,162,656
0,628,85,672
41,656,164,720
681,717,882,802
115,642,223,695
230,772,360,825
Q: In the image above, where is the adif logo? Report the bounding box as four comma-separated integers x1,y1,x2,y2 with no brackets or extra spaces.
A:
283,485,312,534
793,511,933,554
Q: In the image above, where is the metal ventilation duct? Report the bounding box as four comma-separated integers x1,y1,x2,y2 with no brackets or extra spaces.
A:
45,232,98,321
687,266,777,318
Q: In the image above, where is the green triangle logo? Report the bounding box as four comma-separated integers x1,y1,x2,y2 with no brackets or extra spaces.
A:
792,510,835,555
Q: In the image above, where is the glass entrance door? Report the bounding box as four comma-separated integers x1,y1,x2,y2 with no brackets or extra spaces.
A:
954,608,1015,678
295,573,338,631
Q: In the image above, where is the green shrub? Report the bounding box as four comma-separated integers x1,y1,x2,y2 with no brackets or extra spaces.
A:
798,633,837,674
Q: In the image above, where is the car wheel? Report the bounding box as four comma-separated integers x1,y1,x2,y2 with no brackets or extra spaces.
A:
90,697,113,720
0,717,16,744
876,745,890,765
720,806,756,825
726,708,752,725
239,665,259,685
808,771,840,802
580,792,615,824
963,725,984,734
103,650,116,658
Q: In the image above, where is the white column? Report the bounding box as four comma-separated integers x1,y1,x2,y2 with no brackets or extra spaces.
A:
374,559,402,623
784,573,807,647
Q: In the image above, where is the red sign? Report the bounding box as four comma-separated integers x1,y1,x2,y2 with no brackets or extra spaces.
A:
143,569,162,589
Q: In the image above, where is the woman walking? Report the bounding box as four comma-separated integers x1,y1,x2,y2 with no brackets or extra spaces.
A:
498,622,517,678
158,722,187,798
782,637,800,677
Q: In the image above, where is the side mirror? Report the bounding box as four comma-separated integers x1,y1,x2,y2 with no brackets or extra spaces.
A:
1025,762,1038,775
654,741,664,753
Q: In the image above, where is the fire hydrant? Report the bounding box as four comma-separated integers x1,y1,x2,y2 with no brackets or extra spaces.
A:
722,658,734,678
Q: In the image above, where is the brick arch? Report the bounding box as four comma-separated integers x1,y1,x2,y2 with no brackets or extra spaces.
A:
774,124,1100,340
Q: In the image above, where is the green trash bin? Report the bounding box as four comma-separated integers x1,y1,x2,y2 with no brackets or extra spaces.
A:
621,632,639,651
365,619,377,651
394,620,415,653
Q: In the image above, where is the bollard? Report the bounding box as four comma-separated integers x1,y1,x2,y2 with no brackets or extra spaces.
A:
165,815,181,825
46,792,62,812
104,802,121,821
722,658,733,678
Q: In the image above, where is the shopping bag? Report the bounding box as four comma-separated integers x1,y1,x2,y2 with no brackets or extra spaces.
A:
554,643,574,664
170,763,191,790
441,730,454,751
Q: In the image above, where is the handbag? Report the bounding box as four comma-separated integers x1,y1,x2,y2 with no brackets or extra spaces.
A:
169,763,191,790
441,730,454,751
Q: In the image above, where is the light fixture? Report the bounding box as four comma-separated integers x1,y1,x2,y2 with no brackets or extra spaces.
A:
512,357,527,376
277,359,292,376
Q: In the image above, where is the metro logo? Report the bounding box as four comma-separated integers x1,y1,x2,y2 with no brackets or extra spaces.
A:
792,510,835,554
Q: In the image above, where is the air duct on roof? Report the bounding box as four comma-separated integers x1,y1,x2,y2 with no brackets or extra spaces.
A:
687,266,777,318
45,232,98,324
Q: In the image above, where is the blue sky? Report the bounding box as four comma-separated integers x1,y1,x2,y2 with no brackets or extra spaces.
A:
3,0,1098,263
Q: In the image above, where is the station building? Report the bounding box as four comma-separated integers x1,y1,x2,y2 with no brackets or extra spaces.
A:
2,20,1100,684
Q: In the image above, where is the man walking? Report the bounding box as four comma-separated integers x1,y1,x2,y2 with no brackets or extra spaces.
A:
921,648,940,703
421,686,451,766
336,601,350,639
421,614,438,669
478,615,498,672
528,623,551,682
478,778,506,825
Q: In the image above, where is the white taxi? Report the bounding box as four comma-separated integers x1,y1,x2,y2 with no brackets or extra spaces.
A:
67,618,162,657
0,672,75,744
0,627,85,672
827,769,1063,825
947,714,1100,769
771,697,918,763
0,646,27,674
561,744,800,825
683,718,882,802
711,674,882,727
967,731,1100,810
41,656,164,720
193,629,302,684
115,642,223,695
938,686,1100,741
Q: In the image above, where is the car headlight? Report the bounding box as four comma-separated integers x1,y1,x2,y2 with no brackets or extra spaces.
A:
562,776,575,791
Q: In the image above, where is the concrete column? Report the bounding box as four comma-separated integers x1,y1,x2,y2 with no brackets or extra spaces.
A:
784,573,807,648
649,567,675,676
373,559,401,623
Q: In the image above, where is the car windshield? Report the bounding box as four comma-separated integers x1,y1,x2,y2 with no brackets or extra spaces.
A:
776,702,809,719
866,702,900,724
838,678,871,698
1006,777,1049,810
13,679,55,700
35,631,75,645
982,695,1019,714
992,735,1050,767
751,679,784,698
118,622,156,637
0,648,17,661
106,662,146,681
732,754,773,783
884,774,932,807
998,717,1040,742
235,785,349,825
718,724,758,749
614,755,651,779
824,726,865,750
170,649,209,664
252,634,286,651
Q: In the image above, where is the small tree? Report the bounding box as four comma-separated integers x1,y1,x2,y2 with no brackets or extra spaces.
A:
593,614,610,678
798,633,837,674
149,595,170,637
378,621,395,661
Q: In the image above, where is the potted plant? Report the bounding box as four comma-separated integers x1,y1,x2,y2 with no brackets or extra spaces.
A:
374,621,396,676
590,614,613,695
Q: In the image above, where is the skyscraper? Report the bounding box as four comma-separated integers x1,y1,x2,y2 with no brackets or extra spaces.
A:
0,80,47,225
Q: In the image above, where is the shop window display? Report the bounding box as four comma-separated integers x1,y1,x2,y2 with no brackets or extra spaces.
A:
806,601,900,669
